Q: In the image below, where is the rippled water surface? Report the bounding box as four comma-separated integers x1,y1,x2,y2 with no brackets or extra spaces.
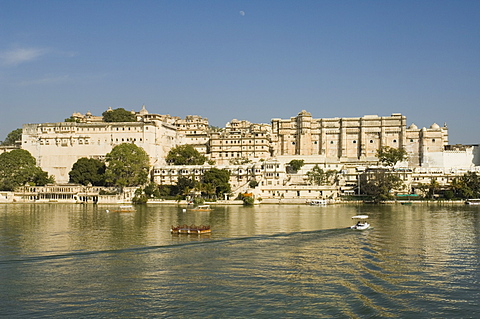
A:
1,203,479,318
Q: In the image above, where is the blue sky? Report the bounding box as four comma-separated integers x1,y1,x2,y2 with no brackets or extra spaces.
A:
1,0,479,144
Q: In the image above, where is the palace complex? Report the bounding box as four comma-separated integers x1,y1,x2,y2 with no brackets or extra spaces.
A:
12,105,479,203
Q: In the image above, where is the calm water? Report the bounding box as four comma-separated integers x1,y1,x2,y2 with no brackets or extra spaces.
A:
0,203,479,318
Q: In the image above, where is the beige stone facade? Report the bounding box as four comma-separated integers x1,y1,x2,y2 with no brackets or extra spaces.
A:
173,115,210,154
209,119,273,165
20,106,476,193
271,111,449,165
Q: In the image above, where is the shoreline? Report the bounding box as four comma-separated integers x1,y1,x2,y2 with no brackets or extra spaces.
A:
0,199,471,205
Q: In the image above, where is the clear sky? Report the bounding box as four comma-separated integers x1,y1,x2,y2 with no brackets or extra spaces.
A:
1,0,479,144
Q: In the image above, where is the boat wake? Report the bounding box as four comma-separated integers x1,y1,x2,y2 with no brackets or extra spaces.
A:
0,228,356,265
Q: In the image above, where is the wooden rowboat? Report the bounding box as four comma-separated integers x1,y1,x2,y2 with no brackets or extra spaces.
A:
170,224,211,234
106,205,135,213
187,205,212,212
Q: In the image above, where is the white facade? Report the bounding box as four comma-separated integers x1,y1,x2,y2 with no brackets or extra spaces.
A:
421,144,480,168
22,120,182,183
17,107,479,191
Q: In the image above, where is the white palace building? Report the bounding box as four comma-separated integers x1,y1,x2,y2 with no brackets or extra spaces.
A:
17,106,480,202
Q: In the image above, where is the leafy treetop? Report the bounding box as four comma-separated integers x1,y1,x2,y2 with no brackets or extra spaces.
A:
166,145,206,165
203,168,231,198
0,149,54,191
1,128,22,146
104,143,150,187
288,159,305,173
306,165,337,186
376,146,407,167
102,108,136,122
360,169,404,203
69,157,106,186
64,116,80,123
451,172,480,199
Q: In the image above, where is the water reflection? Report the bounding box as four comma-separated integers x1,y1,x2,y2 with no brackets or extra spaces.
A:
1,203,479,317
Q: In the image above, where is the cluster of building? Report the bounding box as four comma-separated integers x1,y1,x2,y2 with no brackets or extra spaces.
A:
4,105,479,203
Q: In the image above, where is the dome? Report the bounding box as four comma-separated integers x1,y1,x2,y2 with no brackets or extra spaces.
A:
408,123,418,130
430,123,440,129
139,104,149,115
298,110,312,116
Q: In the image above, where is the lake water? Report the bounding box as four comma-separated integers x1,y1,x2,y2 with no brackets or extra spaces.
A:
0,203,479,318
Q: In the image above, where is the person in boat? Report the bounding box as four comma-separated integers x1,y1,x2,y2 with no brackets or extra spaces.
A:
356,221,362,226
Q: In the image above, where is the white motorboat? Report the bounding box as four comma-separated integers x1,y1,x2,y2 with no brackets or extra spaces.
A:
465,199,480,205
350,215,370,230
309,199,328,206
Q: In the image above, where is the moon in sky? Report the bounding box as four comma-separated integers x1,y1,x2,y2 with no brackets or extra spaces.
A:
239,11,245,16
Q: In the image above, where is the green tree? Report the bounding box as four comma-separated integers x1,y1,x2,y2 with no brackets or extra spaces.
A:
166,145,206,165
427,178,440,199
64,116,80,123
360,169,404,203
287,159,305,173
33,169,54,186
69,158,106,186
229,157,252,165
172,176,196,197
248,180,259,188
209,125,222,132
104,143,150,187
450,172,480,199
201,183,217,199
242,196,255,206
144,182,160,198
102,108,136,122
417,179,441,199
444,190,454,200
0,149,54,191
132,188,148,204
203,168,231,198
158,185,172,198
376,146,408,167
306,165,337,186
1,128,22,146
